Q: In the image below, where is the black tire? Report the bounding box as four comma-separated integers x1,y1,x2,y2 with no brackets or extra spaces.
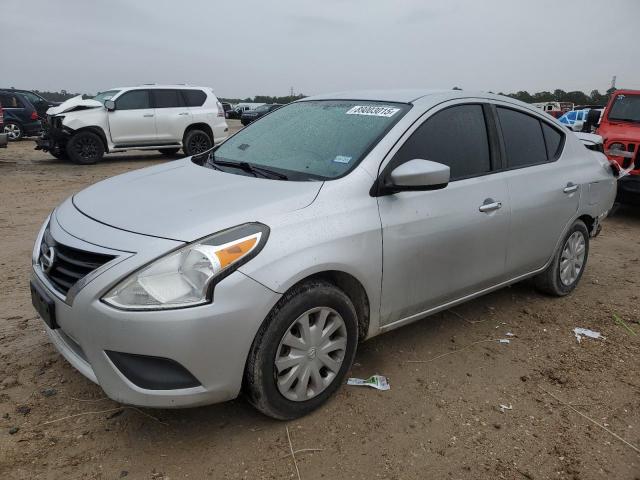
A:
183,129,212,156
4,122,23,141
66,131,105,165
534,220,589,296
244,280,359,420
159,148,180,156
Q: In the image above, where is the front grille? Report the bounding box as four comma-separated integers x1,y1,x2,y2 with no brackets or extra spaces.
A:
39,227,115,295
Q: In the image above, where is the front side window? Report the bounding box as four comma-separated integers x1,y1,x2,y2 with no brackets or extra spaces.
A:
608,94,640,123
115,90,151,110
93,90,121,105
23,92,43,105
209,100,409,180
391,104,491,181
154,89,184,108
497,107,548,168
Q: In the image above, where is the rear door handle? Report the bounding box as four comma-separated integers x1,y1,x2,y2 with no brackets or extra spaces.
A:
178,112,190,116
479,199,502,213
143,114,154,118
563,183,578,194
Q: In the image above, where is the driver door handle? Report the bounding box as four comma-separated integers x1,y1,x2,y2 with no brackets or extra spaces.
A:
563,182,578,194
479,199,502,213
143,114,154,118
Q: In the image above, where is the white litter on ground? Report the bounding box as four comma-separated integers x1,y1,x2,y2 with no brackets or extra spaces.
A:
573,327,604,343
505,332,515,337
499,339,510,344
347,375,390,391
499,404,513,413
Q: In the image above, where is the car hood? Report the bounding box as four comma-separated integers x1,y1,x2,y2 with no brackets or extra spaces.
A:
47,95,103,115
72,159,323,242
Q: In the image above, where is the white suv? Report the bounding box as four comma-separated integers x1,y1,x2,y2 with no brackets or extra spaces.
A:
36,85,229,164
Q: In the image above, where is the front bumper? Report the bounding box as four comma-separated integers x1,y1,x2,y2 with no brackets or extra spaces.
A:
617,175,640,206
31,206,280,408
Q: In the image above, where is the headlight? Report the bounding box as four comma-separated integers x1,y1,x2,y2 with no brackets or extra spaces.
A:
102,223,269,310
609,142,626,153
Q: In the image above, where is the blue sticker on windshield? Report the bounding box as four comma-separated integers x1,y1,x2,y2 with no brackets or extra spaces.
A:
333,155,352,164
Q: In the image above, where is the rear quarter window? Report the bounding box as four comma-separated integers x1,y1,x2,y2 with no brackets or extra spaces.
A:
182,90,207,107
541,123,564,160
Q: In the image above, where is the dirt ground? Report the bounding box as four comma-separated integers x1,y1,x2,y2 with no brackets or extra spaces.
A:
1,130,639,480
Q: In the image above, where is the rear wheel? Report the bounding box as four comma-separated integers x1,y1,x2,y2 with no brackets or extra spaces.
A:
183,129,212,156
159,148,180,156
4,122,23,141
66,131,105,165
244,280,358,420
534,220,589,296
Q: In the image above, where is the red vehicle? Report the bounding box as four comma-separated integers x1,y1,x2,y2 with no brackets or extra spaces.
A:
597,89,640,205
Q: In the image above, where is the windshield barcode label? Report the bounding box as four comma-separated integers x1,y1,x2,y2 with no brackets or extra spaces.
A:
346,105,400,117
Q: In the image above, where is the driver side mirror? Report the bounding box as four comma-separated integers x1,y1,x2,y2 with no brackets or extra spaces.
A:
104,100,116,111
372,159,450,196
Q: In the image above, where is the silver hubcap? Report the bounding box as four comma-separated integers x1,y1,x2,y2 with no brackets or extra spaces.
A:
4,124,21,140
275,307,348,402
560,231,586,286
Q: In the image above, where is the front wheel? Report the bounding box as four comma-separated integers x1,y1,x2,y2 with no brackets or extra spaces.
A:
244,281,358,420
534,220,589,296
183,129,212,156
66,131,105,165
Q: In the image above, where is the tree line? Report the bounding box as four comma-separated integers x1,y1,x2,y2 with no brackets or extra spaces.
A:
500,88,615,106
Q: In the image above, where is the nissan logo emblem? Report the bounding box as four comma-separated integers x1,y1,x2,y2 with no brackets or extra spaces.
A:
41,246,56,273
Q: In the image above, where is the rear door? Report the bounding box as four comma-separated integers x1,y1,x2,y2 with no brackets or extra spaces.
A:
108,89,156,145
495,105,579,277
152,89,191,143
378,103,510,325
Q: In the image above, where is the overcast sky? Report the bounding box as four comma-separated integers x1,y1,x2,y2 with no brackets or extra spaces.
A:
2,0,639,98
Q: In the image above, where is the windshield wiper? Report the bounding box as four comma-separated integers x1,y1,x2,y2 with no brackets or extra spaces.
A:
208,158,288,180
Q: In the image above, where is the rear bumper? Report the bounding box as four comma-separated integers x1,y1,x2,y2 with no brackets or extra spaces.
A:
617,175,640,206
23,120,42,137
0,132,7,148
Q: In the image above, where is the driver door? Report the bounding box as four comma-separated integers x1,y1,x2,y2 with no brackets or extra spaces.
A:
108,89,156,145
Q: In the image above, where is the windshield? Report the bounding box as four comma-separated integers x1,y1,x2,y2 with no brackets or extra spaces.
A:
608,94,640,123
93,90,121,105
209,100,409,180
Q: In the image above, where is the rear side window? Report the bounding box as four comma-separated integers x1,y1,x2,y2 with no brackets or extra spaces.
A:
182,89,207,107
0,93,22,108
497,107,548,168
116,90,151,110
392,104,491,181
153,89,184,108
541,123,563,160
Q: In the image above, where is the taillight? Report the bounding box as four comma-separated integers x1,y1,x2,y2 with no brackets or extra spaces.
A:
0,106,3,123
31,111,39,120
216,102,224,117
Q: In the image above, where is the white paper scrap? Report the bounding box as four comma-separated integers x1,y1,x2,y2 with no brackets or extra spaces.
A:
499,339,510,344
347,375,390,391
573,327,604,343
499,404,513,413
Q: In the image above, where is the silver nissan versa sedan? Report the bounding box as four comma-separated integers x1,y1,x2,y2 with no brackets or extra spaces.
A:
30,90,616,419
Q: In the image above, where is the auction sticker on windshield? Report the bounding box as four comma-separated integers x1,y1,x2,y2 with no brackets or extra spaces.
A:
346,105,400,117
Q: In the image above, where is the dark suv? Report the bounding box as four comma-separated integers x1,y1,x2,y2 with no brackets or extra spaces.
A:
0,89,60,117
0,91,42,140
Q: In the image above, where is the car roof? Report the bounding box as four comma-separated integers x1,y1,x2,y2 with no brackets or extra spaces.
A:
302,89,452,104
109,85,211,91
